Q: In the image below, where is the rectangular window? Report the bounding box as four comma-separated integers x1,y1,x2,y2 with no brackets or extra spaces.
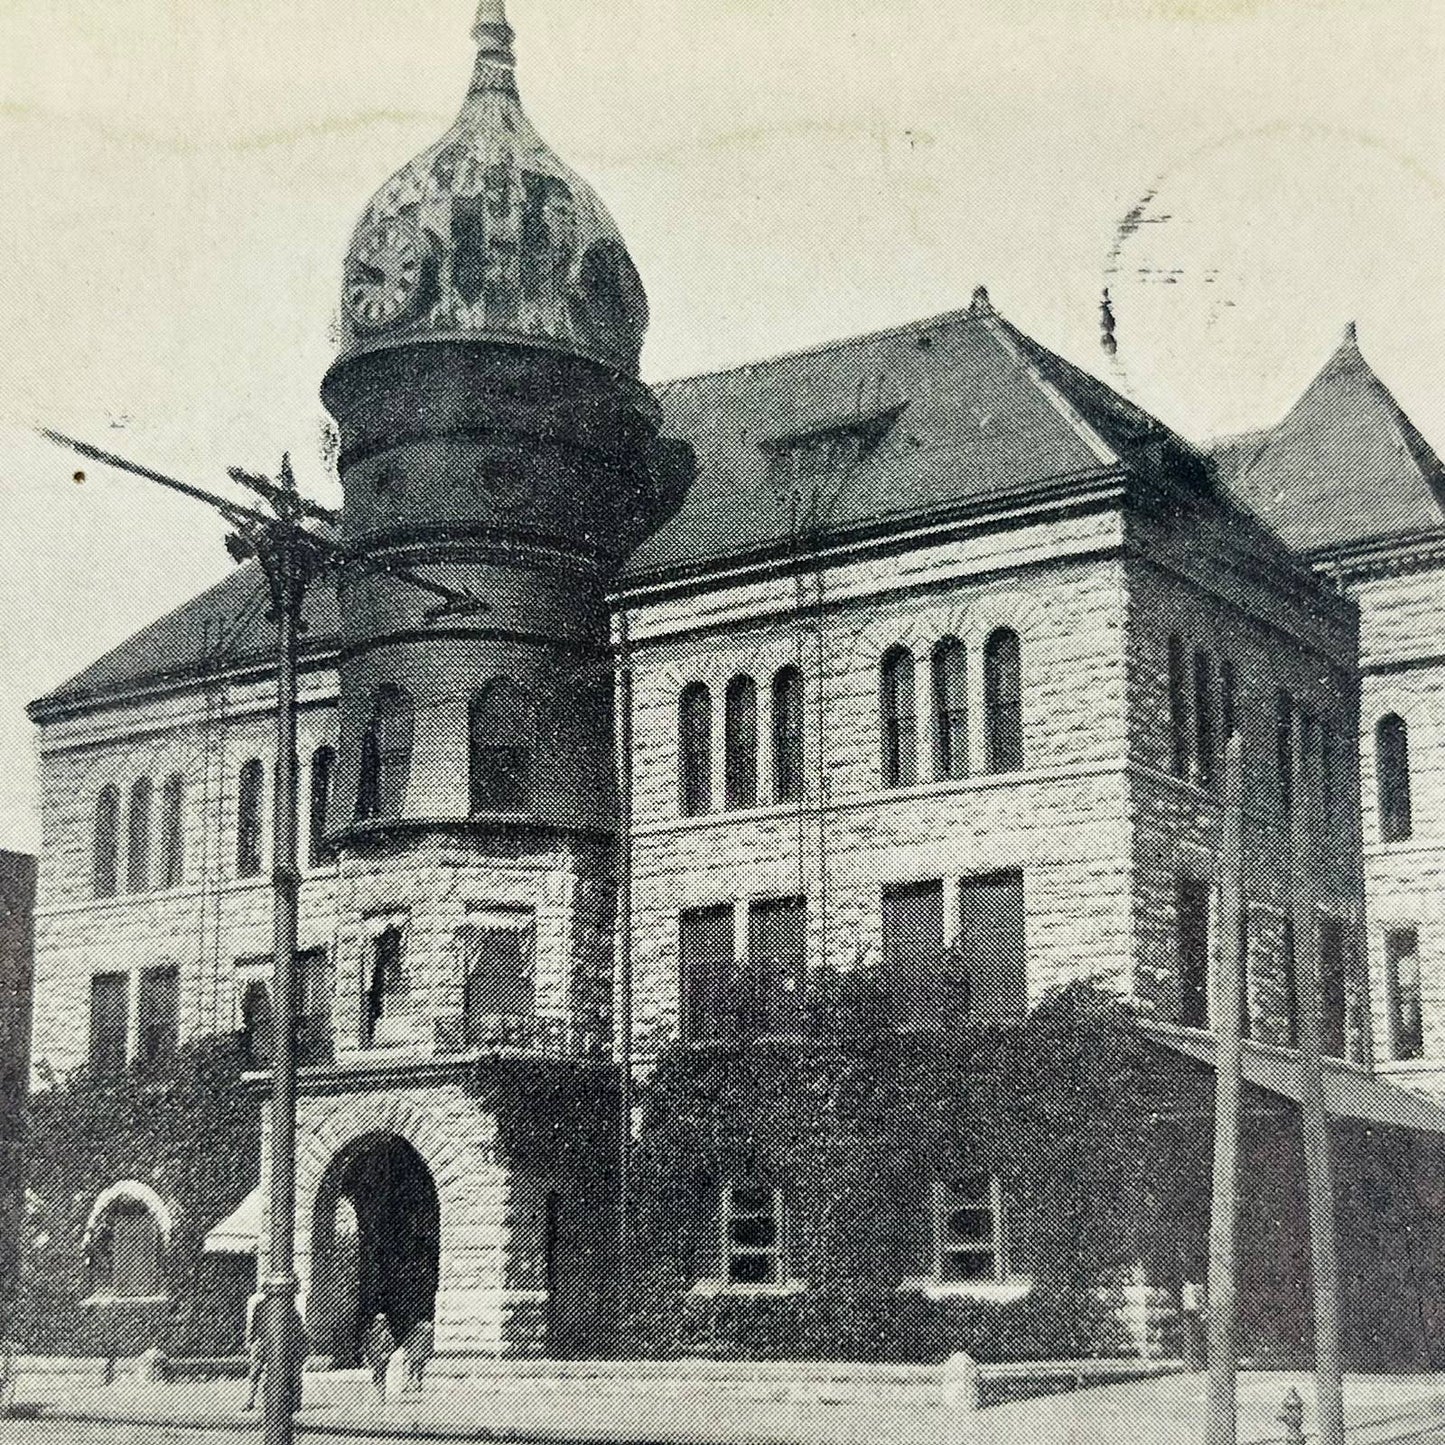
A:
1193,650,1216,789
361,923,408,1048
1177,878,1210,1029
722,1183,784,1286
1275,690,1294,818
881,880,946,1030
745,897,805,1037
136,965,179,1066
460,910,536,1046
933,1177,1006,1284
679,904,736,1043
1387,927,1425,1060
957,871,1027,1025
89,972,129,1077
1319,917,1347,1059
298,948,335,1063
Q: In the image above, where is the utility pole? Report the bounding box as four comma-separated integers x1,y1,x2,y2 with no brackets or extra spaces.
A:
1289,721,1346,1445
42,430,487,1445
1206,731,1244,1445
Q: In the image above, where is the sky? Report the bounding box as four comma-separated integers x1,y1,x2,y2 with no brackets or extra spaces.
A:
0,0,1443,850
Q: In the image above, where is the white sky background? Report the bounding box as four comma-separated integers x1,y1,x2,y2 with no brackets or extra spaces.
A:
0,0,1443,851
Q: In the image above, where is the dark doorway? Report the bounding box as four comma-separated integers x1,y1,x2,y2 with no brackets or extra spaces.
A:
312,1134,439,1365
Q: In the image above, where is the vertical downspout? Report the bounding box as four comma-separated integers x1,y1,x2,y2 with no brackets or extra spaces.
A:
612,604,634,1332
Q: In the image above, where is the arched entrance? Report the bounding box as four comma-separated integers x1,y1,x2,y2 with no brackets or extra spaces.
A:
310,1134,440,1365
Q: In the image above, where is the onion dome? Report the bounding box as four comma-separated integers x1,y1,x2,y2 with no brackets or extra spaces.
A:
337,0,649,375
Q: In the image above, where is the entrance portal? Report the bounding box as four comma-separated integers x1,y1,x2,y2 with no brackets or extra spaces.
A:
311,1134,440,1365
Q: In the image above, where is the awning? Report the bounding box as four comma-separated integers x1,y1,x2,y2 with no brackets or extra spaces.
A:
204,1187,262,1255
1144,1023,1445,1134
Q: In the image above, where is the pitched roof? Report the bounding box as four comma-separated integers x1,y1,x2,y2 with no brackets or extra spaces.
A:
1213,325,1445,551
625,288,1198,579
30,291,1196,715
28,560,340,719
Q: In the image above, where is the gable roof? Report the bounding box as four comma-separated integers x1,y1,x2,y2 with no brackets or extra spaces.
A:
1213,324,1445,552
29,291,1199,718
28,560,340,721
625,288,1199,580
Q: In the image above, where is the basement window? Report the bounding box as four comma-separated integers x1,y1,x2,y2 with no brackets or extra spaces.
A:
722,1183,786,1287
933,1176,1006,1284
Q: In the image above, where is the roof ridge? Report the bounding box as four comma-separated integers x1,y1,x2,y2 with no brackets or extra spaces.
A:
650,302,984,394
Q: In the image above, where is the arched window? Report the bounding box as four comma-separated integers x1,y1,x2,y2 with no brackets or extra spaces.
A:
931,638,967,781
679,683,712,816
880,648,917,788
93,785,120,899
309,746,336,866
84,1184,169,1300
357,684,413,822
1378,713,1413,843
470,680,535,814
126,778,152,893
724,675,758,809
237,759,264,878
159,773,184,888
1167,634,1189,779
984,629,1023,773
772,666,804,803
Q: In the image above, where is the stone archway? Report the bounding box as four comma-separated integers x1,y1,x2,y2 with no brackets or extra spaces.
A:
309,1133,440,1365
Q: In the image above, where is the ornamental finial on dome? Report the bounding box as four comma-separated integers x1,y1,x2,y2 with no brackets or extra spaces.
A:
469,0,517,95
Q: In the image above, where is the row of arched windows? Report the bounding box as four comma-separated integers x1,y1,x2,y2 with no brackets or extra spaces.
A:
93,774,185,899
353,680,539,824
880,629,1022,788
679,666,804,816
677,630,1023,815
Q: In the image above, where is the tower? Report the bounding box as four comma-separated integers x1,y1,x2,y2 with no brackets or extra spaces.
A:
301,1,689,1358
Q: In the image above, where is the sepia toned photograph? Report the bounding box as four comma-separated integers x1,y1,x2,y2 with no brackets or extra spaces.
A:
1,2,1445,1441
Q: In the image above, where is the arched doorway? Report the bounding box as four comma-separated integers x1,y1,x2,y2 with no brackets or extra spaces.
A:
310,1134,440,1365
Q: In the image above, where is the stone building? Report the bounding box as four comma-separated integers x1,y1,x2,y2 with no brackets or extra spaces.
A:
0,850,36,1340
20,1,1445,1367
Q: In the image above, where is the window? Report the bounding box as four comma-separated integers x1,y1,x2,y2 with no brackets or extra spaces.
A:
1220,658,1237,745
240,979,274,1069
932,1177,1006,1284
1386,927,1424,1060
772,666,804,803
358,684,413,822
237,758,264,878
136,966,178,1066
470,680,535,814
881,880,947,1030
1168,635,1190,779
309,747,336,866
88,1193,164,1299
880,648,917,788
1319,917,1347,1059
88,972,128,1077
299,948,334,1063
126,778,152,893
361,923,408,1047
94,785,120,899
724,676,759,809
984,629,1022,772
1377,714,1413,843
958,871,1027,1024
460,911,536,1046
932,638,967,781
1275,690,1294,819
1177,878,1210,1029
159,773,184,888
745,896,806,1037
679,683,712,816
1193,650,1216,789
679,903,736,1042
722,1183,784,1286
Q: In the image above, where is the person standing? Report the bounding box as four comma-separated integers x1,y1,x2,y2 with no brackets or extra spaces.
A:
364,1312,396,1402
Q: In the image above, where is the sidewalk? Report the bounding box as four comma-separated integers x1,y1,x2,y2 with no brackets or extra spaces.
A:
10,1366,1445,1444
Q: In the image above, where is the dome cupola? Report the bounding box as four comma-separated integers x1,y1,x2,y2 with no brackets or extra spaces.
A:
337,0,649,375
